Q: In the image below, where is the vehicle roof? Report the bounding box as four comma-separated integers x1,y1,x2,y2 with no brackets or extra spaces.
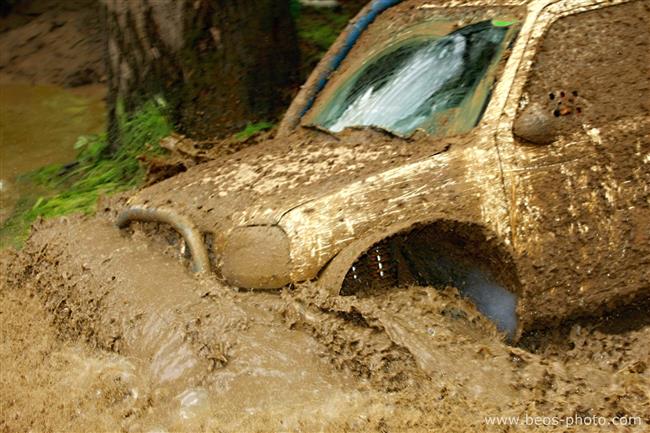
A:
393,0,600,11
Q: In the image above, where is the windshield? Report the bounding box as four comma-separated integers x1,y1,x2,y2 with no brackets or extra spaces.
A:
309,18,519,137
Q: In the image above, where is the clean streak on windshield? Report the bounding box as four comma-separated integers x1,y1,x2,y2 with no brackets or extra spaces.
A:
316,20,511,136
329,36,465,133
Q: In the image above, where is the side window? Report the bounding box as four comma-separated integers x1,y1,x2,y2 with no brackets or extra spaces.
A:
514,1,650,144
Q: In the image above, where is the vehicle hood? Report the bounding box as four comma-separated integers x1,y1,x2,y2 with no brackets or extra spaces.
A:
127,127,452,235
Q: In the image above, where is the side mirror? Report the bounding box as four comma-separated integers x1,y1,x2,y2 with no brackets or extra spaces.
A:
513,102,558,145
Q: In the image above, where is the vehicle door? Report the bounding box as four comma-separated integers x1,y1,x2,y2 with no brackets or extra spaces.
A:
496,0,650,326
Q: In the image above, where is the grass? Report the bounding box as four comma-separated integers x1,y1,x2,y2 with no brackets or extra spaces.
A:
298,9,349,51
234,121,274,141
0,5,362,248
0,101,171,248
0,103,278,248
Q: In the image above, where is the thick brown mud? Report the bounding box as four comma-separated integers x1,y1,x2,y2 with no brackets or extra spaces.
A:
1,212,649,432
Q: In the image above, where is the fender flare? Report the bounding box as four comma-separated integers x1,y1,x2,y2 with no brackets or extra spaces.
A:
316,217,523,339
316,217,463,295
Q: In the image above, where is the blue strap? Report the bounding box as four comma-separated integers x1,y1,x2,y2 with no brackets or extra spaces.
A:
300,0,403,117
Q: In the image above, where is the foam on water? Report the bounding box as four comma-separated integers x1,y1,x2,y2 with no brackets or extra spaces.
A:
461,269,518,339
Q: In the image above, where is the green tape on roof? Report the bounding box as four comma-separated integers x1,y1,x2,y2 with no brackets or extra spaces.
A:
492,19,516,27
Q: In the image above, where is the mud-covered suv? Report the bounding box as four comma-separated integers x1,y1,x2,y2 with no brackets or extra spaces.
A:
118,0,649,339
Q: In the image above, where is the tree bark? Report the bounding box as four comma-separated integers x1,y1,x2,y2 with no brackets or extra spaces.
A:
103,0,299,150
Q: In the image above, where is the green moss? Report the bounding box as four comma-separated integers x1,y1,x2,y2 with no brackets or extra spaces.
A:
1,101,171,248
234,121,274,141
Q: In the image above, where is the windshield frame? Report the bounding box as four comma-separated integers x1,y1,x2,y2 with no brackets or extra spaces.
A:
278,1,528,137
306,8,524,137
317,21,520,136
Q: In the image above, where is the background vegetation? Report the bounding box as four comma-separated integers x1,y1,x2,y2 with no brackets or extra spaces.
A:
0,2,365,248
1,101,170,247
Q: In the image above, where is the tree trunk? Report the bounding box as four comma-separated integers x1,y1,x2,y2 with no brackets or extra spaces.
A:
103,0,299,150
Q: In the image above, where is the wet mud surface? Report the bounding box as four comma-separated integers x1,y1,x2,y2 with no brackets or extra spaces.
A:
2,212,649,432
0,0,104,87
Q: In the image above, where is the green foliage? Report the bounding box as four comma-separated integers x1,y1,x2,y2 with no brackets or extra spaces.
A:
289,0,301,19
294,6,353,77
234,121,274,141
298,9,349,51
1,101,171,248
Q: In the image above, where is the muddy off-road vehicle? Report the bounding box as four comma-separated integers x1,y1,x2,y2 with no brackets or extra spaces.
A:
109,0,648,340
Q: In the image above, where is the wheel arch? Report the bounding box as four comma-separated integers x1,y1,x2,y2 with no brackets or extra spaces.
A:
316,216,524,339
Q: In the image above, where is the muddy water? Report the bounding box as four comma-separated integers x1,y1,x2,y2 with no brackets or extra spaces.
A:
0,82,105,222
6,217,386,432
1,212,646,432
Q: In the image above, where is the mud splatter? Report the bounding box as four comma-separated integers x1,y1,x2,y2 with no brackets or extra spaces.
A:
2,214,648,432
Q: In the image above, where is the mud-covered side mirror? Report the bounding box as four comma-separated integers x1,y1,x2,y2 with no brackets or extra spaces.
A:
513,102,558,145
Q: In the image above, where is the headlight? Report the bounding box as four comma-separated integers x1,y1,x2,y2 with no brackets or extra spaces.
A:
221,225,291,289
